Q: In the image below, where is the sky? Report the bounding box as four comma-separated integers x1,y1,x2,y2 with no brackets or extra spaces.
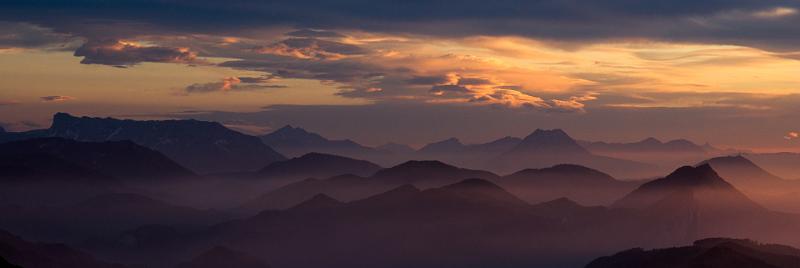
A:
1,0,799,151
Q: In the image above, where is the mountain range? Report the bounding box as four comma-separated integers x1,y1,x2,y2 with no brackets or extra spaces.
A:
0,113,286,174
0,137,196,181
0,229,127,268
588,238,800,268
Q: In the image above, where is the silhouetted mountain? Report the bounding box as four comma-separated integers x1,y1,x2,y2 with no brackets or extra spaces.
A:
500,164,641,205
700,155,784,185
0,138,196,180
614,164,760,210
511,129,589,155
417,137,466,154
257,152,382,179
289,193,343,211
260,125,375,157
582,137,707,154
699,155,800,213
0,229,127,268
1,113,285,174
613,165,774,245
0,152,111,183
587,238,800,268
238,175,379,212
491,129,656,178
0,193,227,243
177,246,270,268
469,136,523,154
240,161,499,212
371,160,500,188
743,152,800,180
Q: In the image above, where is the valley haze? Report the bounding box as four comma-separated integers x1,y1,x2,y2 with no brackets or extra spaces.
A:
2,1,800,267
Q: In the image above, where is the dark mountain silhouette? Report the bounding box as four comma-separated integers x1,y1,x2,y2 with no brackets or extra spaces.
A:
701,155,784,184
469,136,523,154
371,160,500,188
700,155,800,213
500,164,641,205
237,175,379,212
612,165,780,245
289,193,344,211
260,125,375,157
587,238,800,268
417,137,466,154
240,161,499,213
0,229,127,268
0,137,196,180
176,246,271,268
0,193,227,243
415,136,523,169
613,164,761,210
581,137,707,154
510,129,590,155
491,129,656,178
0,113,286,174
257,152,382,180
745,152,800,180
0,152,111,183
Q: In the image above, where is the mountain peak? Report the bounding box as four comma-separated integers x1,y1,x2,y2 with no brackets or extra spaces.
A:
658,164,728,188
392,160,456,170
290,193,343,211
699,155,783,183
509,128,588,155
418,137,465,153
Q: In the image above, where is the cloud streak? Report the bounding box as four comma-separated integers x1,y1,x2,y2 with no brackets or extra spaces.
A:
40,95,75,102
74,39,200,67
184,77,286,94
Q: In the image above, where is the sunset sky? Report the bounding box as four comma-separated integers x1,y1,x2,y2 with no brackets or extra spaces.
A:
1,1,800,151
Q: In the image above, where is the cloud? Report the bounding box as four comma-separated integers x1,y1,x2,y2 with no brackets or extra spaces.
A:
255,38,367,60
5,0,800,53
40,96,75,102
184,76,286,94
286,29,346,38
0,22,76,50
74,39,200,67
786,132,799,140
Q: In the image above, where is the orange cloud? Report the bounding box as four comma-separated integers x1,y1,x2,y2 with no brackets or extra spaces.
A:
785,132,799,140
40,95,75,102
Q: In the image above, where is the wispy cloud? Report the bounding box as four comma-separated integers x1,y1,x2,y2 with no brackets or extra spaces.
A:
40,95,75,102
786,131,799,140
184,76,286,94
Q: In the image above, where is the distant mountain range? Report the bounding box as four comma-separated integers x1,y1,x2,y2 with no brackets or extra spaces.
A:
0,229,127,268
500,164,642,206
489,129,657,178
0,137,196,181
239,160,500,213
261,125,378,157
580,137,707,154
258,152,382,179
588,238,800,268
0,113,286,174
